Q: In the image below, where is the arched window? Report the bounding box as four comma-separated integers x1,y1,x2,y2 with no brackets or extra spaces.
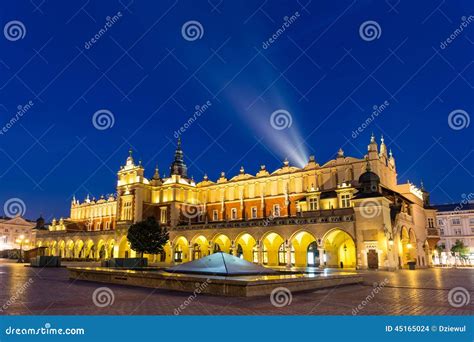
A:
193,243,201,260
174,245,182,262
278,243,287,265
213,243,221,253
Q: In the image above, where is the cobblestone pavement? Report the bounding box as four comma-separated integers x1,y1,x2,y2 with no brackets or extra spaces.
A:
0,259,472,315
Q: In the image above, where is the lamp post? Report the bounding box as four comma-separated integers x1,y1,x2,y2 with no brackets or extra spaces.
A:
16,235,29,263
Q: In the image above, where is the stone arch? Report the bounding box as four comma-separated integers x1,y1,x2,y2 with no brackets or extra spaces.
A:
322,228,356,268
58,240,66,258
97,239,106,260
190,234,209,260
290,230,318,267
211,234,231,254
173,236,189,263
118,236,130,258
74,239,84,258
85,239,95,259
261,231,285,266
106,239,115,259
66,240,74,258
234,232,257,262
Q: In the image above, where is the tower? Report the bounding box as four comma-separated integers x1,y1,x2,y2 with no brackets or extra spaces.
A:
170,138,188,178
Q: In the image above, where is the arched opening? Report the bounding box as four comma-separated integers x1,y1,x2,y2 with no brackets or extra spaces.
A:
399,227,416,267
85,240,95,260
118,236,130,258
191,235,209,260
50,241,58,257
322,229,356,268
74,240,84,259
97,240,106,260
234,233,257,262
278,243,287,265
58,240,65,258
174,236,189,263
66,240,74,258
290,230,318,267
261,232,285,266
212,234,231,254
106,239,115,259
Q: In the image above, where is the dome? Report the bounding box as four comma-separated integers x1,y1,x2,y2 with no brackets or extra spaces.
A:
358,170,380,184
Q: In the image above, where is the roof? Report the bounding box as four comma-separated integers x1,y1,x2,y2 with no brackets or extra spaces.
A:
432,203,474,212
165,252,277,276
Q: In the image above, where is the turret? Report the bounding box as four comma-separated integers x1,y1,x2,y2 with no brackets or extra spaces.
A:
170,137,188,178
367,133,378,160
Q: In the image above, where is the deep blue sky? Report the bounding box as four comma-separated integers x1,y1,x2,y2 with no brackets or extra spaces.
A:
0,0,473,220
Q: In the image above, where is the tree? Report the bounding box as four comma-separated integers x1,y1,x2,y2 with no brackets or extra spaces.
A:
450,240,469,261
435,243,445,255
126,216,169,258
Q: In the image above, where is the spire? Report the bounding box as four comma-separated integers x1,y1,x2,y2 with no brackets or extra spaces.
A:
368,133,378,153
240,166,245,174
337,147,344,158
152,165,160,180
170,138,188,178
379,135,387,156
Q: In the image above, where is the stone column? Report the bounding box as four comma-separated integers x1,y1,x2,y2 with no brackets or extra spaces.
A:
318,248,325,268
189,244,194,261
286,244,292,268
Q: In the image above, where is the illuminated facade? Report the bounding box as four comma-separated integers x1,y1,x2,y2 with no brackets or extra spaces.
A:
36,136,440,270
0,216,35,251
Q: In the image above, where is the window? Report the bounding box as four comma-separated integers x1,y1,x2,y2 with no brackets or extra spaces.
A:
454,228,462,235
262,245,268,264
231,208,237,220
105,221,110,230
451,218,461,225
438,219,444,226
251,207,257,219
308,197,318,211
212,210,218,221
122,201,132,221
469,218,474,226
471,227,474,234
427,218,434,228
252,245,258,263
273,204,280,217
160,207,167,224
340,194,351,208
440,229,444,235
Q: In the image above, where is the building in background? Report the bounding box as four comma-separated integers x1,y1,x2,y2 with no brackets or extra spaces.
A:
0,216,36,252
36,135,440,270
433,202,474,266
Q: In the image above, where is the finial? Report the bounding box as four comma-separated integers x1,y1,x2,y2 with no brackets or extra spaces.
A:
129,148,133,157
370,133,375,143
420,180,425,190
389,149,393,158
203,173,208,181
337,148,344,157
283,158,289,166
240,166,244,174
260,165,266,170
381,135,385,144
220,171,225,178
309,155,315,162
177,137,182,148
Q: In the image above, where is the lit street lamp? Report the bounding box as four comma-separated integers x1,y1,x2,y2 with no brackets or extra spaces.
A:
16,235,29,263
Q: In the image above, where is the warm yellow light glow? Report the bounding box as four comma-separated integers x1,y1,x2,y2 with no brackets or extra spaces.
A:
407,243,412,249
388,239,394,246
19,235,25,240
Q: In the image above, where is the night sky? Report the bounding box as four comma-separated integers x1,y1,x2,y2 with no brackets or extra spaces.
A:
0,0,472,220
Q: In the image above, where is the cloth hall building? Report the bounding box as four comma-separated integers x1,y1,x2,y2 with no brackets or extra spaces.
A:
36,136,440,270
